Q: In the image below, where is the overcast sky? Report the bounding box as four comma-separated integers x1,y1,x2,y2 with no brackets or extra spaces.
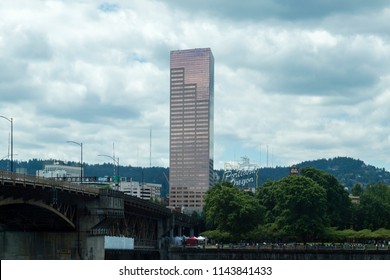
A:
1,0,390,170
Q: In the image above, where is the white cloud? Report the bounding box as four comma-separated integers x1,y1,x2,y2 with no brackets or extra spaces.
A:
1,0,390,171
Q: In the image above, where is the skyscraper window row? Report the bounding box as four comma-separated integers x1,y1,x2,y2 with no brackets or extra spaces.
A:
170,124,184,129
171,105,185,110
196,124,208,129
196,112,209,117
197,120,208,125
172,93,184,97
170,129,183,134
171,88,184,92
171,148,183,153
195,146,208,152
197,106,209,111
170,113,183,117
170,107,184,112
170,108,184,113
197,125,209,130
171,128,183,134
171,75,184,79
170,98,183,103
183,100,196,105
196,113,208,118
170,83,183,87
182,129,195,137
171,72,184,77
184,84,196,89
170,136,183,141
170,101,183,106
170,127,184,132
171,68,184,74
170,111,184,116
171,122,184,126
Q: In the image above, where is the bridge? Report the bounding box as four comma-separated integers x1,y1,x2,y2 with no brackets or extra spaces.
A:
0,171,198,260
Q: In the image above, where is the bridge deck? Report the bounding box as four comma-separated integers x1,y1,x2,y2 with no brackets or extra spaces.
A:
0,171,100,196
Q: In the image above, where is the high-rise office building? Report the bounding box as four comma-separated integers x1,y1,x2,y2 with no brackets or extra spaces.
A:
169,48,214,213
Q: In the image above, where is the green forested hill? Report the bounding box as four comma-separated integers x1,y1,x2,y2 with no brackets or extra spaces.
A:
2,156,390,197
296,157,390,188
216,157,390,191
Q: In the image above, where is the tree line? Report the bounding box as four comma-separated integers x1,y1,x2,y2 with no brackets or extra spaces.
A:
203,167,390,242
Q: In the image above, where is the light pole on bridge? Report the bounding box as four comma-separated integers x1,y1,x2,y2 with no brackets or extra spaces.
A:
67,140,83,183
98,154,120,189
0,116,13,173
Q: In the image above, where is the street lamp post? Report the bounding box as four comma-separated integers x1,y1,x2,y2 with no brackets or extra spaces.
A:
0,116,13,172
67,141,83,183
98,154,120,189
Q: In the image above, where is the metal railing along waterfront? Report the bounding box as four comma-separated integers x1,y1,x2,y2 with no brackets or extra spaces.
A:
0,170,100,197
198,242,390,252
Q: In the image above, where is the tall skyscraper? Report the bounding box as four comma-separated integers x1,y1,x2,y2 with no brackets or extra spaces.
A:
169,48,214,213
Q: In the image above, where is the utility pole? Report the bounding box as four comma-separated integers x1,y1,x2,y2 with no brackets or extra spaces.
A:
1,116,13,172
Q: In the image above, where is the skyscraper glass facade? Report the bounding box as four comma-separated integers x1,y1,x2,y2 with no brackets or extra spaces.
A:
169,48,214,213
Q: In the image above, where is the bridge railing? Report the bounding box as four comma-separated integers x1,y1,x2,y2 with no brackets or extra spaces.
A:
0,170,100,196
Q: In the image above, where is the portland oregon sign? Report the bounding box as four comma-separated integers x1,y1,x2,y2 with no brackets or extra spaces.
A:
222,157,259,191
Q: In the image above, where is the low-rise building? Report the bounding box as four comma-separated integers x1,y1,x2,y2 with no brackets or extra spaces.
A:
36,162,83,179
119,180,162,201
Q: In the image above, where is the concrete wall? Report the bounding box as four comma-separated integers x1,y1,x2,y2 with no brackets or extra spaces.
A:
85,236,105,260
167,248,390,260
0,231,78,260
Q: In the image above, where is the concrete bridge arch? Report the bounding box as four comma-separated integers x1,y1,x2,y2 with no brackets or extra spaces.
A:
0,197,76,230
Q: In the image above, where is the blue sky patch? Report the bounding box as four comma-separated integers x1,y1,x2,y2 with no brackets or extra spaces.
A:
98,3,119,13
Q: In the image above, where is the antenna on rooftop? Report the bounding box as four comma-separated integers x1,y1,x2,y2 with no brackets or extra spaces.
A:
150,127,152,168
113,142,116,180
267,144,269,167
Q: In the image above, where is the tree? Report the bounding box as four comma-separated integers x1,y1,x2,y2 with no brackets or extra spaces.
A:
204,182,264,240
256,175,328,242
351,183,363,196
354,183,390,230
256,180,277,221
300,167,352,229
